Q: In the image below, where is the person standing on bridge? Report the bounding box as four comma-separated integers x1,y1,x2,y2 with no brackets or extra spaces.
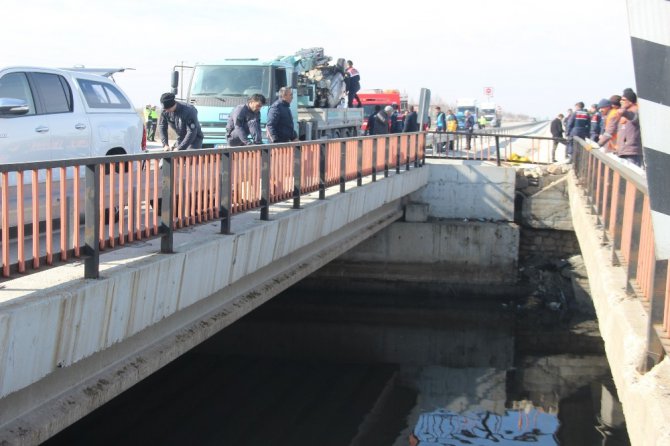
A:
597,97,619,153
159,92,204,150
464,110,475,150
267,87,298,143
589,103,602,142
615,89,643,168
550,113,565,162
446,110,458,151
565,101,590,161
226,94,266,146
435,106,447,152
403,106,419,132
372,105,392,135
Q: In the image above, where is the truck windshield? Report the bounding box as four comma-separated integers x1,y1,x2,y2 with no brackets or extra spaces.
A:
190,66,270,98
457,106,476,113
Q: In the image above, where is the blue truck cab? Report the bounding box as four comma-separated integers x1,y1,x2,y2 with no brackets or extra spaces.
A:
174,59,297,148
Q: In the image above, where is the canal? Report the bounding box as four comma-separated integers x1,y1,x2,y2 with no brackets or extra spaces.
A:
45,273,630,446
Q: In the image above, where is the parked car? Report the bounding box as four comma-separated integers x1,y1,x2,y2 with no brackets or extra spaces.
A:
0,66,145,164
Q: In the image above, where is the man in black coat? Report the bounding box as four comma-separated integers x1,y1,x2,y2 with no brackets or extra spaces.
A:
550,113,565,162
403,106,419,132
226,94,266,146
267,87,297,143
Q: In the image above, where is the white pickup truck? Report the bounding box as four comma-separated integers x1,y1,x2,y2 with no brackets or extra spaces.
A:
0,66,145,163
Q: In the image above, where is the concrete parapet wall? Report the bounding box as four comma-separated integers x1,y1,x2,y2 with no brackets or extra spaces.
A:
568,171,670,446
411,161,515,221
322,220,519,284
0,167,429,443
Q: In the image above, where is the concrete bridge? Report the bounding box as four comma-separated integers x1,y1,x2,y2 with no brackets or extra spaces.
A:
1,129,669,444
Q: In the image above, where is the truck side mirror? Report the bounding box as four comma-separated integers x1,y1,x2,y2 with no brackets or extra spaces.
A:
171,71,179,95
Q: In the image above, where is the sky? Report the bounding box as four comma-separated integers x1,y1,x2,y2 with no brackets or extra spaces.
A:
3,0,636,119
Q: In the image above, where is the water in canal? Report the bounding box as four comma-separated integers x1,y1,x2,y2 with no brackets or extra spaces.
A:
45,288,630,446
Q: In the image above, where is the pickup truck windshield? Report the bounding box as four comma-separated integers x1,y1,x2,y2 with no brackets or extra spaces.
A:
190,66,270,98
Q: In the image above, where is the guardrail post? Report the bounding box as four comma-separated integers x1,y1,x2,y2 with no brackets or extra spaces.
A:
396,135,401,174
414,134,419,167
405,136,412,170
339,141,346,193
357,139,363,187
261,147,271,220
319,142,326,200
84,163,100,279
495,136,501,166
641,259,669,371
626,189,644,292
293,145,302,209
372,138,378,182
160,156,174,253
384,137,389,178
220,150,232,234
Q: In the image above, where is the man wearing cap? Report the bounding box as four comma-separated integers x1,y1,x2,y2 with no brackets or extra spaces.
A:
615,89,642,167
226,94,266,146
158,92,204,150
596,98,618,152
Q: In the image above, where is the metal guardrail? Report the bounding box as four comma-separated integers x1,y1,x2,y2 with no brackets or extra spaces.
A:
572,137,668,370
0,133,425,280
425,121,554,165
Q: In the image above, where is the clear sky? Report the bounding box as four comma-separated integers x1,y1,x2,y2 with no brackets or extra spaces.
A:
3,0,635,119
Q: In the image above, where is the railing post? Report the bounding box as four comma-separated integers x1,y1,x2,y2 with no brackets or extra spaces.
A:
220,150,232,234
160,156,174,253
626,189,644,292
384,136,389,177
84,163,100,279
293,144,302,209
261,147,271,220
414,133,419,167
319,142,326,200
406,135,411,171
641,259,668,372
372,138,378,182
495,136,501,166
357,139,363,187
396,135,401,174
339,141,346,193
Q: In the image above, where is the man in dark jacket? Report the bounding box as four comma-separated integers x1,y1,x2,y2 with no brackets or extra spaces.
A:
464,111,475,150
403,106,419,132
372,106,392,135
267,87,297,143
159,92,204,150
226,94,266,146
565,101,590,160
366,105,381,135
550,113,564,162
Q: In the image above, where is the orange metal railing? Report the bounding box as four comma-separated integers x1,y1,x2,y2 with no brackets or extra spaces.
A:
573,138,668,368
0,132,423,281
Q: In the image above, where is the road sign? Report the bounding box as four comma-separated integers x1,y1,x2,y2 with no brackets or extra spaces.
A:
484,87,493,96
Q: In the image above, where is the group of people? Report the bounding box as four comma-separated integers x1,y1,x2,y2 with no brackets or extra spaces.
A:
365,104,419,135
434,107,468,151
550,88,642,168
157,85,299,151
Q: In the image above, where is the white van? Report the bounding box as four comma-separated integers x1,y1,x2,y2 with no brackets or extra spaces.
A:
0,66,145,164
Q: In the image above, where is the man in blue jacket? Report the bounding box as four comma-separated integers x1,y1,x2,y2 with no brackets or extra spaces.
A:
267,87,297,143
226,94,266,146
566,101,590,161
159,92,204,150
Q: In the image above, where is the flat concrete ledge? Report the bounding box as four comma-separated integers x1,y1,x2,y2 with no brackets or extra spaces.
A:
568,171,670,446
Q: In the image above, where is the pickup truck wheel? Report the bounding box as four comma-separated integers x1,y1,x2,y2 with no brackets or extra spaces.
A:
105,148,129,175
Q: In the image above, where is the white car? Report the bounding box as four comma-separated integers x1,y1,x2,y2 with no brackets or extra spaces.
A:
0,66,145,164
